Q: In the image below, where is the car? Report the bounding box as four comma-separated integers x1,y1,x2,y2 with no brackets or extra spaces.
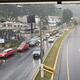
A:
31,36,40,41
46,33,50,38
43,37,47,41
29,40,39,47
48,36,55,43
32,47,44,60
55,33,60,37
29,37,40,46
17,42,29,52
59,31,62,35
0,48,17,58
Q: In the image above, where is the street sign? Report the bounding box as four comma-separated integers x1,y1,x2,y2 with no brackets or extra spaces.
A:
27,15,35,23
0,38,5,43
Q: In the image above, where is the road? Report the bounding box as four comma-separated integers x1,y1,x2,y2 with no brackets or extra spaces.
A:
0,40,53,80
56,25,80,80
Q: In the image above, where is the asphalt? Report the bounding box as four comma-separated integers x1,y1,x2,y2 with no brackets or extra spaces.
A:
56,25,80,80
0,40,52,80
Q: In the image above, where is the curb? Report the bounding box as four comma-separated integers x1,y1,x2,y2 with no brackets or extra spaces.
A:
32,42,54,80
32,36,59,80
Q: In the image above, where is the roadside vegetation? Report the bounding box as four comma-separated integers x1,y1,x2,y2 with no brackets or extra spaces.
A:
2,38,24,50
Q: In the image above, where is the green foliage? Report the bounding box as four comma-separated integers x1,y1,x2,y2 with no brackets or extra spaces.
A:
62,9,73,23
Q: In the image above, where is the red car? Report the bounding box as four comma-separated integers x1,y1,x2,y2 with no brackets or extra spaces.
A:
0,48,17,58
17,42,29,52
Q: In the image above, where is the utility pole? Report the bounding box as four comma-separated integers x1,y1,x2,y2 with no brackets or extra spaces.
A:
39,17,44,79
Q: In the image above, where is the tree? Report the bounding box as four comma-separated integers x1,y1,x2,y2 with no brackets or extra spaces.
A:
62,9,73,23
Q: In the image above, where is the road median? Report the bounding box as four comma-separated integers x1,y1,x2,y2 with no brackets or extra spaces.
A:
34,27,74,80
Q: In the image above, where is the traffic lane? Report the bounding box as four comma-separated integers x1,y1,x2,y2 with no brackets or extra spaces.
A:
55,38,68,80
43,40,53,52
67,26,80,80
0,36,55,80
54,30,72,80
4,53,33,80
56,25,80,80
7,41,53,80
0,40,51,80
0,47,35,80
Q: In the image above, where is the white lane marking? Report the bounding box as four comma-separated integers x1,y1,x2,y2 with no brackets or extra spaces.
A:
67,39,70,80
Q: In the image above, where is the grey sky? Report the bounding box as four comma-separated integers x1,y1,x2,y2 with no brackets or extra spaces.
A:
61,4,80,17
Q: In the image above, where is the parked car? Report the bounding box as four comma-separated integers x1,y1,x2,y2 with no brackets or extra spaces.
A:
17,42,29,52
32,47,44,60
0,48,17,58
48,36,55,43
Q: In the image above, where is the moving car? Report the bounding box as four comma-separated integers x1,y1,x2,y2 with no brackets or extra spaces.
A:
29,37,40,46
46,33,50,38
55,33,60,37
29,40,39,46
48,36,55,43
17,42,29,52
32,47,44,60
0,48,17,58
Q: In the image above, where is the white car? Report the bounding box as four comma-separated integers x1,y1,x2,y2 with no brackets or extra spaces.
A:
48,36,55,43
46,33,50,38
55,33,60,37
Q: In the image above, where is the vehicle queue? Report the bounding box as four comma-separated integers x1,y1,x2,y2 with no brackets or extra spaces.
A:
0,29,63,64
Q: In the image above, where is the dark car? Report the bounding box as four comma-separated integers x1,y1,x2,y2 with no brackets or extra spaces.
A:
32,47,44,60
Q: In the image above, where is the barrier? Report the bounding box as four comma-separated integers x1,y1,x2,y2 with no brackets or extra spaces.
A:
43,64,55,74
